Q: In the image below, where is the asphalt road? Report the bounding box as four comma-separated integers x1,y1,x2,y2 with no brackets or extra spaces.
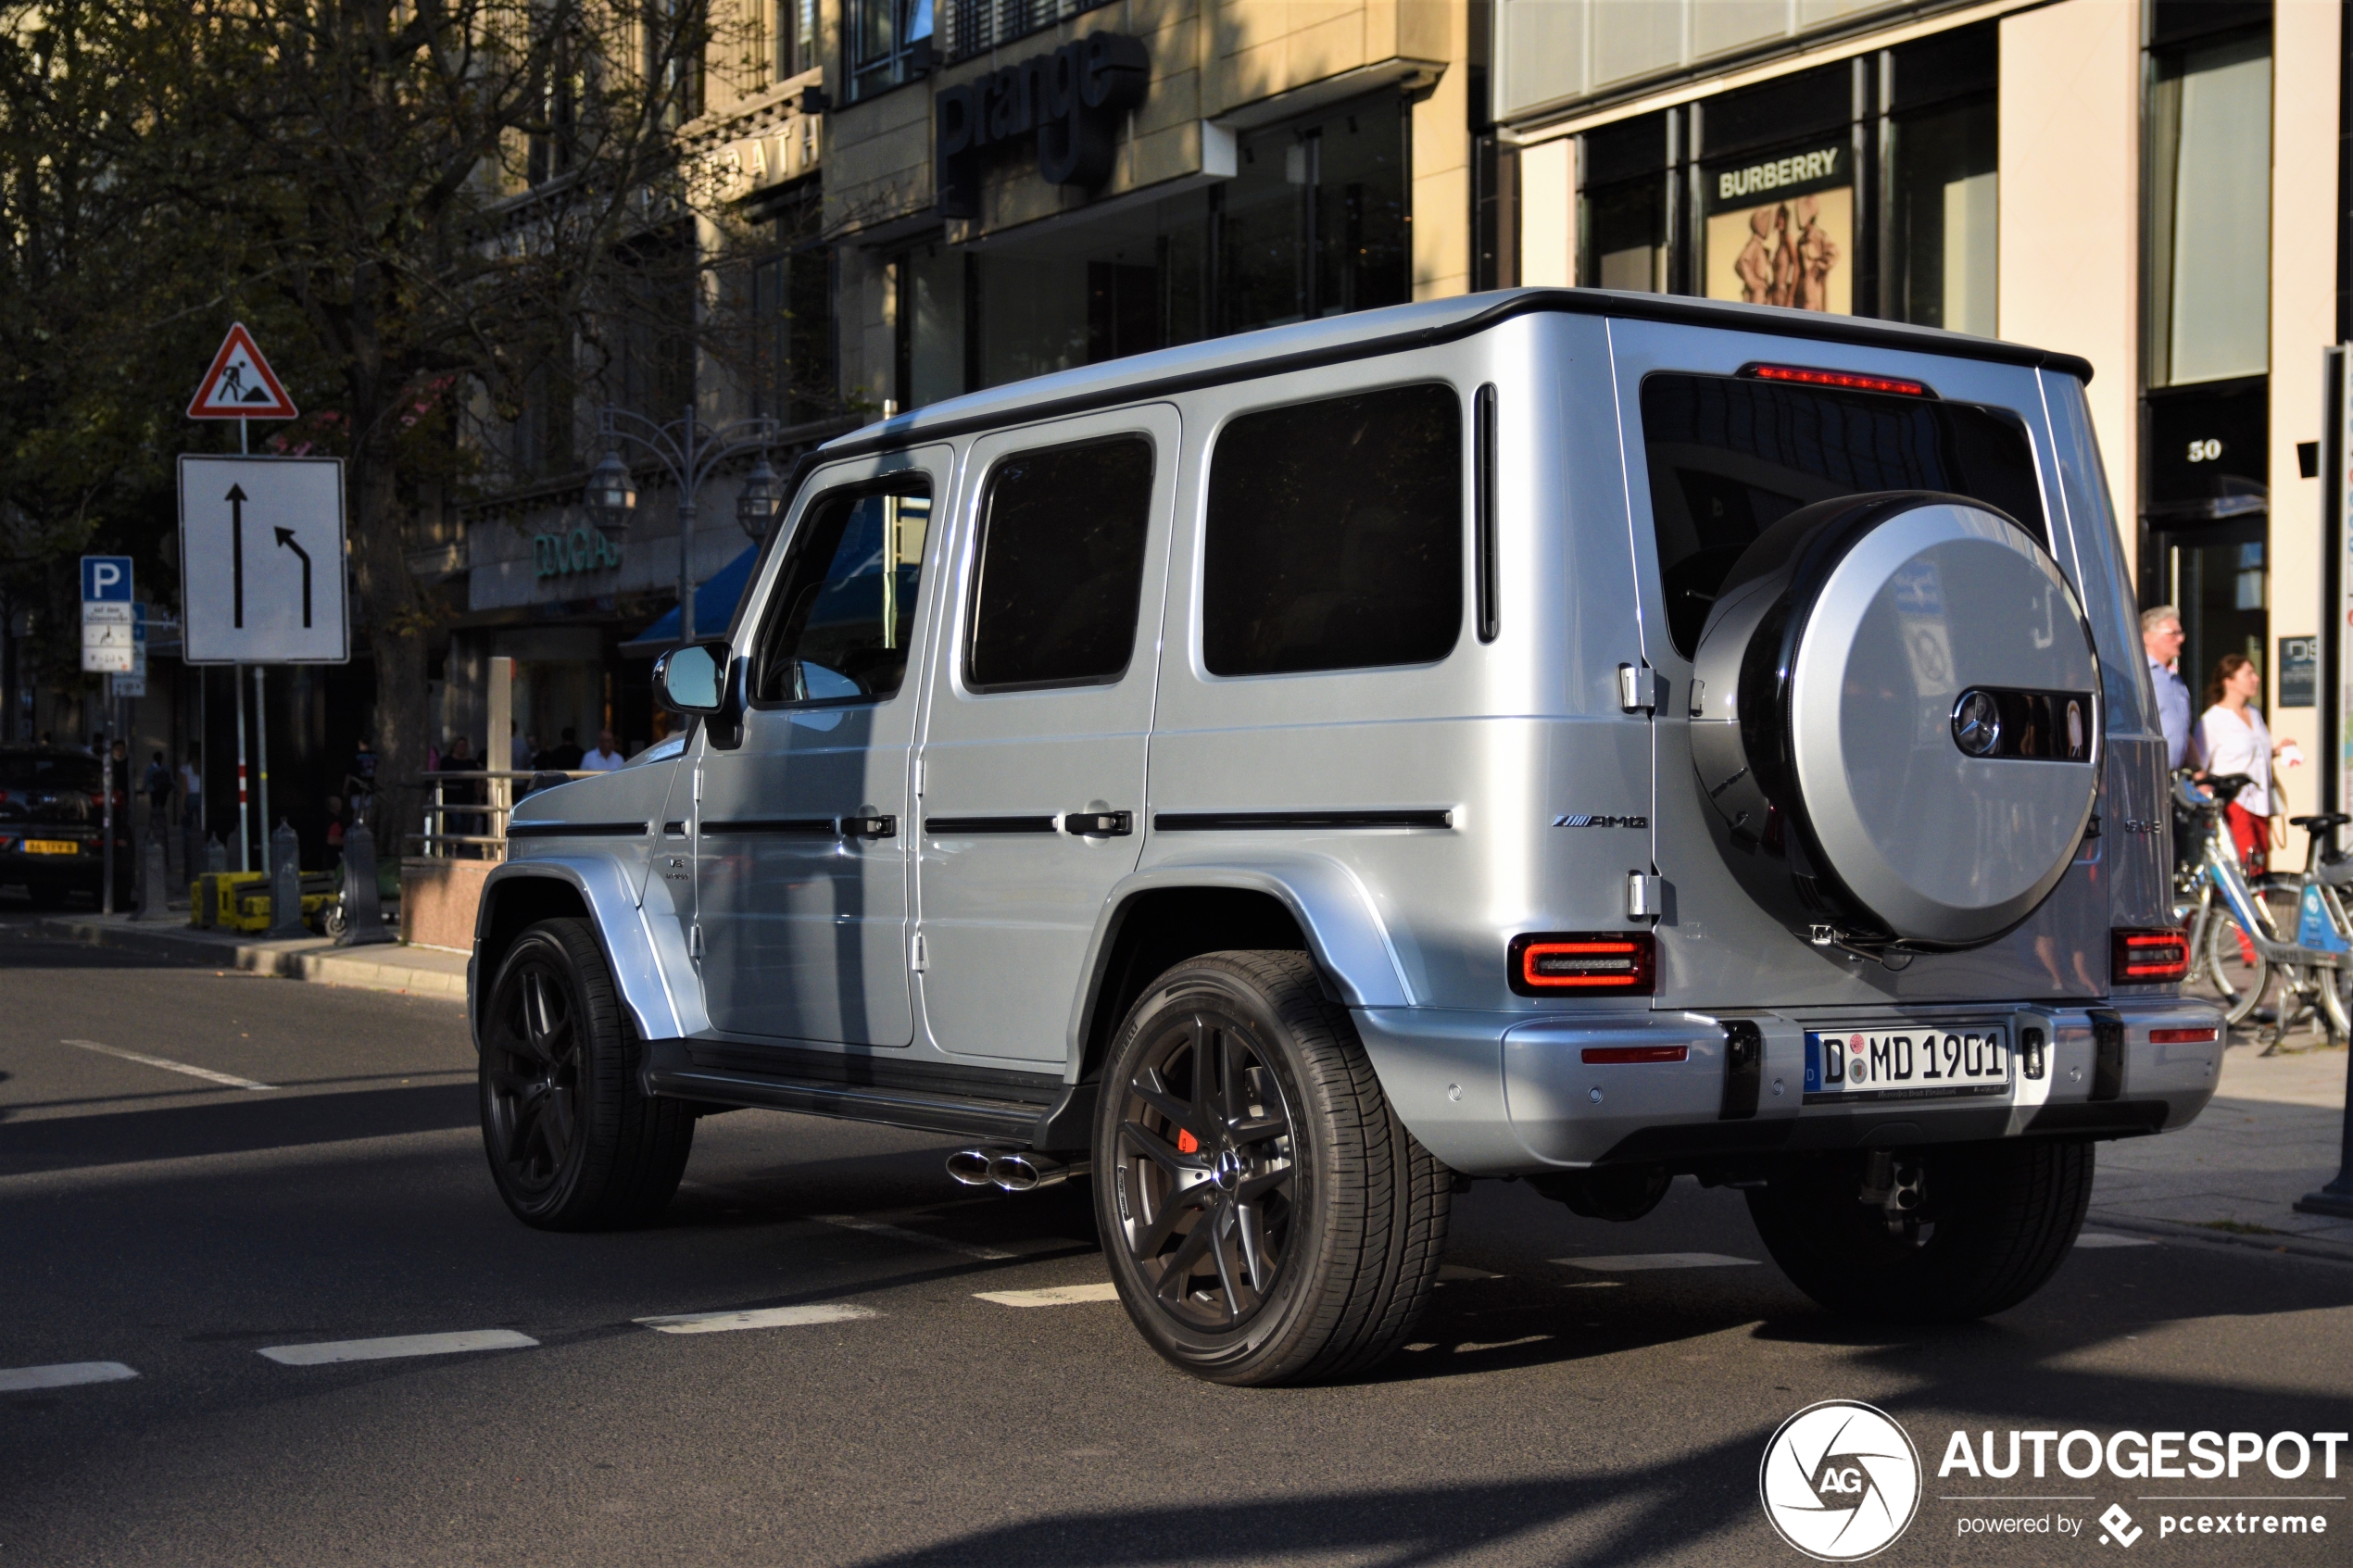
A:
3,915,2350,1567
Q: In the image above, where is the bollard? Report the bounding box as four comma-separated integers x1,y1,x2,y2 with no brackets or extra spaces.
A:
335,820,392,947
204,835,228,874
135,832,170,922
266,820,307,938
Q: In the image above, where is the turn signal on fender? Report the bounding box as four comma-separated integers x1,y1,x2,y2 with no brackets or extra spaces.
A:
1509,932,1657,997
2111,927,2190,984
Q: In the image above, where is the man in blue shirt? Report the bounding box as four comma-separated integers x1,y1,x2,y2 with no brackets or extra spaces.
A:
2142,605,2193,770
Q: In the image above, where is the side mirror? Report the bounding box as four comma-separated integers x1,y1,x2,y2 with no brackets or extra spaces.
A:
654,640,731,713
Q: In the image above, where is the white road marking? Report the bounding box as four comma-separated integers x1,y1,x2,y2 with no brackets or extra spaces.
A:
2074,1232,2158,1248
1554,1253,1759,1272
60,1038,274,1092
258,1329,537,1365
810,1214,1013,1261
1439,1264,1502,1282
0,1361,138,1391
974,1283,1122,1308
635,1303,879,1335
1560,1281,1624,1289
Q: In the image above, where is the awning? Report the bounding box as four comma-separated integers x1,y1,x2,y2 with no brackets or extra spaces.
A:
616,545,760,658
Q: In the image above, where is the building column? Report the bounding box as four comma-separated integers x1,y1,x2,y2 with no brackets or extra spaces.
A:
1998,0,2142,560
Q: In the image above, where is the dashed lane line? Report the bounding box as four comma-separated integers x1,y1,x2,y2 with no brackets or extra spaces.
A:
59,1038,274,1092
1554,1253,1760,1272
0,1361,138,1391
258,1330,538,1366
1438,1264,1502,1281
2075,1232,2158,1248
974,1283,1121,1308
809,1213,1015,1261
636,1304,880,1334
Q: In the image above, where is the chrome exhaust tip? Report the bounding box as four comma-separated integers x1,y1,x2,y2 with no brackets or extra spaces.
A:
946,1148,1000,1186
988,1153,1090,1192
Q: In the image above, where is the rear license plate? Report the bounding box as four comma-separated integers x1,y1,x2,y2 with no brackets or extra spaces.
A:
21,840,77,855
1803,1026,2010,1104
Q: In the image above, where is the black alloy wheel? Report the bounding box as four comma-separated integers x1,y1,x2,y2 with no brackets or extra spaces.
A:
484,953,584,1202
1113,1002,1303,1331
1096,950,1451,1386
478,917,694,1230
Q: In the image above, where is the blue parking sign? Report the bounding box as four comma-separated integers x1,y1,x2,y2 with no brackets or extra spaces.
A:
82,556,133,603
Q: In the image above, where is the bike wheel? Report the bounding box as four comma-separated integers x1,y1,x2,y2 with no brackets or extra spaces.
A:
2196,900,2273,1028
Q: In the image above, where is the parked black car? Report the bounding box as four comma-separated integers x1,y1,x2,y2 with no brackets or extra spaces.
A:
0,746,134,909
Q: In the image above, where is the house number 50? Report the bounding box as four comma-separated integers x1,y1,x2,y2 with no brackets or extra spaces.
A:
2186,438,2223,462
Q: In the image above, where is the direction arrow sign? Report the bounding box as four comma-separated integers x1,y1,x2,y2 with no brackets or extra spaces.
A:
187,323,298,420
176,455,347,664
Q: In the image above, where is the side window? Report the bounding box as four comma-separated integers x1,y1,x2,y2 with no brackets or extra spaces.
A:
749,481,933,704
966,437,1154,691
1202,383,1463,677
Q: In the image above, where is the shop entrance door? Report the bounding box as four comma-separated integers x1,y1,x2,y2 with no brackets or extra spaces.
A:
2153,514,2266,725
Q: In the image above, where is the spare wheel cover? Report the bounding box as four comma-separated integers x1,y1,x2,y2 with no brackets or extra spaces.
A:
1789,498,2098,946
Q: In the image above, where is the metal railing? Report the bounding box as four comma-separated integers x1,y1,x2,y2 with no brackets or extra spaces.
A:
939,0,1114,63
409,770,600,859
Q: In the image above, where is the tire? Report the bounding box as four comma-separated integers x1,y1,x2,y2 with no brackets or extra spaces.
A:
1093,950,1450,1386
479,917,694,1230
1745,1139,2093,1323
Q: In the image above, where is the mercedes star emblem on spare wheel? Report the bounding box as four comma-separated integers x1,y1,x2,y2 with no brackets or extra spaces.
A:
1951,689,2001,758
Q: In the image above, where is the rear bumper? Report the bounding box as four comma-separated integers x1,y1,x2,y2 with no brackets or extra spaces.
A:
1355,997,2224,1176
0,844,121,885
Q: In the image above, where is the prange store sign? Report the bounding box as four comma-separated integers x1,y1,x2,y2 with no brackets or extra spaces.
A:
935,32,1148,218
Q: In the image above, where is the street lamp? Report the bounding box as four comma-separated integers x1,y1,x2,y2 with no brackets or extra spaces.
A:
736,454,786,541
588,406,776,646
585,449,639,521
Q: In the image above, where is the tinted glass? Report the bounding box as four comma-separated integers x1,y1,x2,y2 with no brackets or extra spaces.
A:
750,483,932,704
1203,384,1463,676
1640,373,2046,659
967,438,1153,690
0,754,99,791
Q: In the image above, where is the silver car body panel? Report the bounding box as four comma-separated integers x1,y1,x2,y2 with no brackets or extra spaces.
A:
478,289,2218,1173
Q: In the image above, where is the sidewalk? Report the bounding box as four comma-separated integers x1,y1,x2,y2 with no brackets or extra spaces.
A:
38,912,468,1001
2091,1038,2353,1261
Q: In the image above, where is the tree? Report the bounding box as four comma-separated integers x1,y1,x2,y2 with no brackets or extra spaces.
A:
34,0,723,846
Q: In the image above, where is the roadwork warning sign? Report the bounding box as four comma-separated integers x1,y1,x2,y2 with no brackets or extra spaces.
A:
187,323,298,420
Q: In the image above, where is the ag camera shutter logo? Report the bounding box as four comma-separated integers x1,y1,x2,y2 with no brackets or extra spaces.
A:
1759,1400,1922,1561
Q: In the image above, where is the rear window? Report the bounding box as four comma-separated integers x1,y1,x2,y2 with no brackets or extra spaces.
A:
1640,373,2045,658
0,754,99,791
1203,383,1462,677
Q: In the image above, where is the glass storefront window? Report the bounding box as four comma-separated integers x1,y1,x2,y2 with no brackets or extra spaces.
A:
900,243,966,409
1586,178,1666,293
1699,139,1853,313
1886,97,1996,334
1223,98,1409,335
2146,29,2271,387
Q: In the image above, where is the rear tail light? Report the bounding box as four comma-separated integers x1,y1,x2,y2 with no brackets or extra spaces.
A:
2149,1025,2219,1045
1579,1045,1687,1064
1739,362,1933,397
2112,927,2190,984
1509,932,1656,997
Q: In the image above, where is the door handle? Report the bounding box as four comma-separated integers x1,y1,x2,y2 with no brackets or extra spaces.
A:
1063,809,1133,837
838,814,897,839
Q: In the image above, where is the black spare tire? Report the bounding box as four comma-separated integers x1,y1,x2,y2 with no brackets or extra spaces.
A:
1688,492,2099,950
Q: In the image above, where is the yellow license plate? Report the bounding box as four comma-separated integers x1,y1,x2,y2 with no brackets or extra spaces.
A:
21,840,77,855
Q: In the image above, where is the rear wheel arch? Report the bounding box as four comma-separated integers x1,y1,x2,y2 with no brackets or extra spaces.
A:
1076,887,1315,1086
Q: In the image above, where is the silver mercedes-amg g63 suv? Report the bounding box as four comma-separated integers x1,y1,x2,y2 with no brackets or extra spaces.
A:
471,288,2221,1386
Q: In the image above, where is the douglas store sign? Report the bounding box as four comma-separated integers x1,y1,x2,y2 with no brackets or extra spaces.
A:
935,32,1149,218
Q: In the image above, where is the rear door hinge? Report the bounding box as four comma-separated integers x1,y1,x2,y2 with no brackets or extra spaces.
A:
911,931,928,972
1626,872,1664,920
1617,662,1659,715
689,922,705,959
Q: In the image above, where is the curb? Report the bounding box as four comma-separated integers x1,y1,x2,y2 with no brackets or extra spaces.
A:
38,917,468,1001
2084,1210,2353,1267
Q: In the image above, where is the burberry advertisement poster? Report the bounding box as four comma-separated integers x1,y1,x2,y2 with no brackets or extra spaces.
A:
1704,144,1853,315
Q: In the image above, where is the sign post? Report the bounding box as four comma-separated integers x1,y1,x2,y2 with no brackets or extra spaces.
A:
81,557,132,914
2307,344,2353,1222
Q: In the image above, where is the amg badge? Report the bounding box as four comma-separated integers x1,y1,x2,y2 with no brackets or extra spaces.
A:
1554,813,1648,829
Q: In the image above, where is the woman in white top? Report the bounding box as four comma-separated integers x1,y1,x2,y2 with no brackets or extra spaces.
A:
2196,653,2284,872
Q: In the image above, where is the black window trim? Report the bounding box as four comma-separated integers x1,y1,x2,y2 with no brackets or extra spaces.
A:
1196,376,1469,683
959,429,1160,697
743,469,937,715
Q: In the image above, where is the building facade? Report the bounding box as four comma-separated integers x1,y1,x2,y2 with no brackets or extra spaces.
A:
1491,0,2348,865
815,0,1478,411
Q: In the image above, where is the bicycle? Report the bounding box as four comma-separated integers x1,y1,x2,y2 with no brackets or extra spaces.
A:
2174,771,2349,1041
